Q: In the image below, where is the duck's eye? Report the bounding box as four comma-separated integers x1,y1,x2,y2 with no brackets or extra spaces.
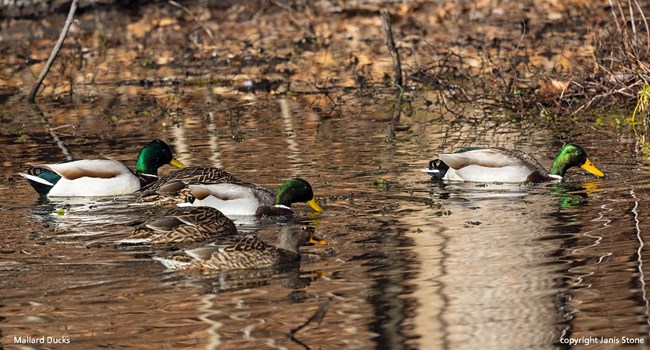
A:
185,195,196,204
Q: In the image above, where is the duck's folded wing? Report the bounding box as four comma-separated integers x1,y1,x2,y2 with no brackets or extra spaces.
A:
438,149,525,169
144,216,185,232
188,183,256,201
44,159,128,180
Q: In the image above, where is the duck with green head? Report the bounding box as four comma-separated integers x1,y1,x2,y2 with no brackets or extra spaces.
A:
19,139,185,196
421,143,604,183
153,225,327,271
182,177,324,216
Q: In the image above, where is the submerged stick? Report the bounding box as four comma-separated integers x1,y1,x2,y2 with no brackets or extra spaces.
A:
30,103,73,160
380,10,403,88
27,0,79,103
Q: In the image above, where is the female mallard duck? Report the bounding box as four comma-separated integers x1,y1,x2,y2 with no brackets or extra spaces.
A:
136,167,238,203
421,143,604,183
153,225,327,271
18,139,185,196
183,178,324,216
127,206,238,244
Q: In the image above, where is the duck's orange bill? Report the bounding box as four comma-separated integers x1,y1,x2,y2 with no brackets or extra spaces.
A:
309,234,328,245
170,158,186,169
307,198,324,212
581,158,604,177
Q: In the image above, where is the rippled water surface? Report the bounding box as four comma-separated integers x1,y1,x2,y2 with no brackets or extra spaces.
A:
2,4,650,343
2,88,649,350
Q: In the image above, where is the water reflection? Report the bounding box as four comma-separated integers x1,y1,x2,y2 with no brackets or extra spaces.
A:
2,80,650,349
404,182,563,348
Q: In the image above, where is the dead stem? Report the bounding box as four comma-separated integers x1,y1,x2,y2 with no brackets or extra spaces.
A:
167,0,214,42
27,0,79,103
380,10,403,88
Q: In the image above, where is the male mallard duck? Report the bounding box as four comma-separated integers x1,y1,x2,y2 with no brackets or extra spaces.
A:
18,139,185,196
127,206,238,244
136,167,238,203
183,178,324,216
153,225,327,271
421,143,604,183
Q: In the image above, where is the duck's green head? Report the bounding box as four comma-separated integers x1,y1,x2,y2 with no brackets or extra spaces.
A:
549,144,604,178
275,178,324,212
135,139,185,175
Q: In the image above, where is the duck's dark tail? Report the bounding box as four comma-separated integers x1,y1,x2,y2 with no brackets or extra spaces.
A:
420,159,449,180
18,166,61,195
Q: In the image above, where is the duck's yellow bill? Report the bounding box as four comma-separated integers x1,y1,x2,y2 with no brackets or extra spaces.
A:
581,158,604,177
309,233,328,245
170,158,186,169
307,198,324,212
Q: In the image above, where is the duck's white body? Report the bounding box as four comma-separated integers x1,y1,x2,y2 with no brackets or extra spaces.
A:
421,148,562,183
437,165,543,182
182,183,271,216
19,159,141,196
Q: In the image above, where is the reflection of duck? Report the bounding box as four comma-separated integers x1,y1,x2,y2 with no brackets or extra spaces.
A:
422,144,604,183
137,167,238,203
128,207,238,244
184,178,324,216
154,226,327,271
19,139,184,196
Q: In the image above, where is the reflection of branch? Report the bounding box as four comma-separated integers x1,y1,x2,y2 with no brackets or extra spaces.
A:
630,190,650,331
288,296,332,345
30,104,73,160
27,0,79,103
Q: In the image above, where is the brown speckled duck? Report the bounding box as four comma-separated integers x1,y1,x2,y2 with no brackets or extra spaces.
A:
137,167,238,203
154,226,327,271
128,206,238,244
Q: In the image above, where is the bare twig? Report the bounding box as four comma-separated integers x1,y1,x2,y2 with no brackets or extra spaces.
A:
632,0,650,55
27,0,78,103
167,0,215,42
380,10,403,88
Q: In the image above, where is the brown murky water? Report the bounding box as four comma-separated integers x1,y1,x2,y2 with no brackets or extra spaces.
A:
2,88,649,349
2,2,650,350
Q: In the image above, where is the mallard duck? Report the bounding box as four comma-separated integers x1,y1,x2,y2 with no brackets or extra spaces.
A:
153,225,327,271
421,143,604,183
18,139,185,196
183,178,324,216
136,167,238,203
126,206,238,244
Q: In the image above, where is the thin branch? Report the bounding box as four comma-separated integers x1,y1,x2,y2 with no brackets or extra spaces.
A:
27,0,78,103
167,0,214,42
380,10,403,88
632,0,650,55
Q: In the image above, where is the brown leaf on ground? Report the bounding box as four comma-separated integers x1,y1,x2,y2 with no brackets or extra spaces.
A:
538,77,570,100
